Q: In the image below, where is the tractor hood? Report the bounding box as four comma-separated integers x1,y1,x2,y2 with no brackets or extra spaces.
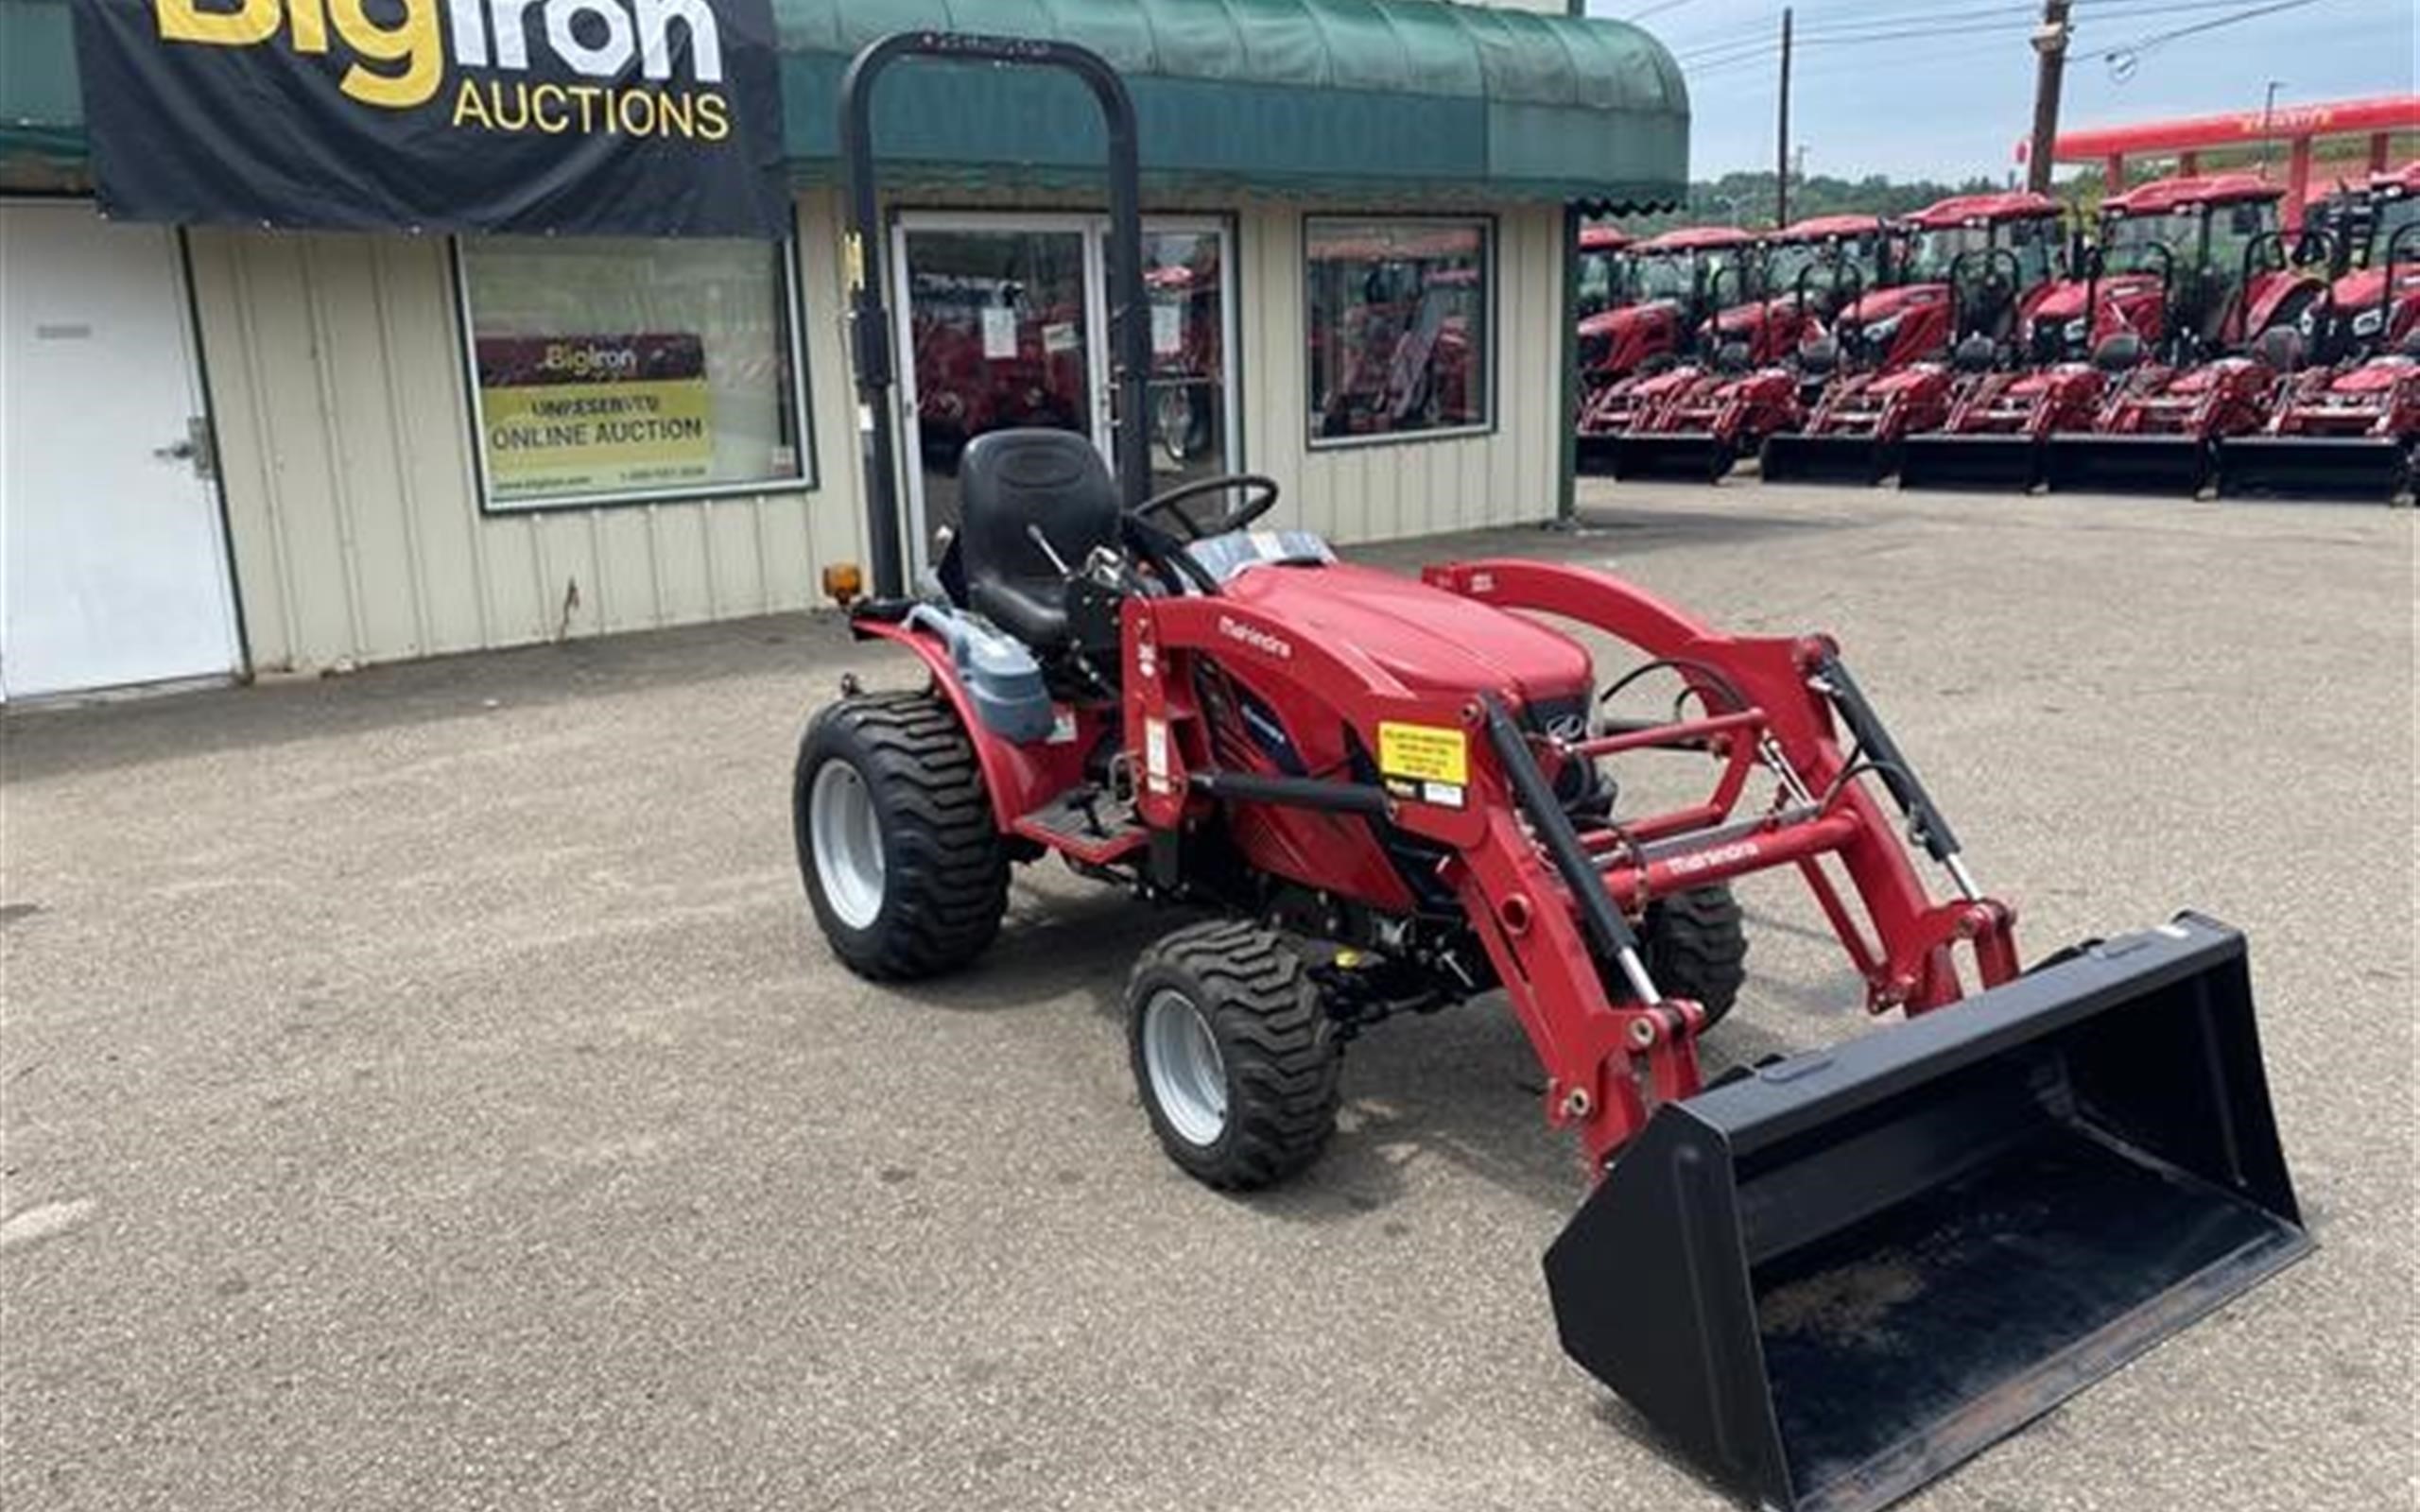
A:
1219,561,1594,706
2029,271,2163,321
1582,300,1680,341
1841,284,1947,326
2329,264,2420,314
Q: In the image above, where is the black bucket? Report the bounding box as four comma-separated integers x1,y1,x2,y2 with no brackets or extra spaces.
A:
1576,433,1624,477
1611,433,1738,483
2040,435,2214,495
1545,913,2308,1512
2214,436,2412,503
1761,433,1892,487
1894,434,2042,491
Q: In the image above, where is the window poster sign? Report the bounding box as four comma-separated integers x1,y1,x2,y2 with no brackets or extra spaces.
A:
476,333,714,502
71,0,788,236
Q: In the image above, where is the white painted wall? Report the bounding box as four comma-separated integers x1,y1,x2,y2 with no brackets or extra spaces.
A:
188,186,1564,673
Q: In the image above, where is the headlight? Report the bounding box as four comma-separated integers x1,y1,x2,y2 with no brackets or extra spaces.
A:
2063,318,2089,344
2352,307,2385,336
1860,314,1903,345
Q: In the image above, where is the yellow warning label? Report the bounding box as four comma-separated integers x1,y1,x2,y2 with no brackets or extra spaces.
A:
1378,721,1468,786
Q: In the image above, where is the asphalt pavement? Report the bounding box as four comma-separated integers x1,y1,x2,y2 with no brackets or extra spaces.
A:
2,481,2411,1512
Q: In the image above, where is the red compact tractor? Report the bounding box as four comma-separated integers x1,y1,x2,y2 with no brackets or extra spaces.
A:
2216,163,2420,501
1582,215,1878,480
1574,225,1762,401
812,34,2310,1512
1763,191,2066,484
1901,174,2327,493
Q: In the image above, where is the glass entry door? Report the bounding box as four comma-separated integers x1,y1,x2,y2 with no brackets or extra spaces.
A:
892,214,1236,574
893,219,1095,554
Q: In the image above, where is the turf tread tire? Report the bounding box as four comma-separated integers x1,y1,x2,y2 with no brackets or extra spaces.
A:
794,691,1009,982
1128,920,1340,1191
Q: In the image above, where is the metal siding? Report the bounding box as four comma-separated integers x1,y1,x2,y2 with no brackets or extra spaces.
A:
188,196,867,674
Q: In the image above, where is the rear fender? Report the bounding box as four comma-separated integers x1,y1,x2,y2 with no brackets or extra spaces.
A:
850,618,1070,829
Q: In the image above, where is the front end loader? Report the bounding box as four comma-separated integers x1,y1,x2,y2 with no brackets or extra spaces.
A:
804,34,2311,1512
2041,347,2278,495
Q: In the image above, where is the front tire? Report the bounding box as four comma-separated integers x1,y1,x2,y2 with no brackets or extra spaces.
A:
1127,921,1340,1190
793,691,1009,981
1637,885,1750,1027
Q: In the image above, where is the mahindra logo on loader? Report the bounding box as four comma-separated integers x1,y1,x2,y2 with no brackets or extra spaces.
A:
1667,839,1759,876
1217,616,1293,661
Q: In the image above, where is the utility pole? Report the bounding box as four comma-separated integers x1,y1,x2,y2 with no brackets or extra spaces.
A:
2259,80,2284,177
1775,7,1794,227
2025,0,2072,195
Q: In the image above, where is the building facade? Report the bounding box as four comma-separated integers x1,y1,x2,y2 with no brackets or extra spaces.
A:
0,0,1684,698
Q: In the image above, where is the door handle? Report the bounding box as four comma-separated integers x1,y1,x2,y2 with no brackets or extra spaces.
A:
153,418,217,481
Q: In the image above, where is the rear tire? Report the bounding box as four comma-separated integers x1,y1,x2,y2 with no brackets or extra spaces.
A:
794,691,1009,982
1127,920,1340,1190
1635,885,1749,1028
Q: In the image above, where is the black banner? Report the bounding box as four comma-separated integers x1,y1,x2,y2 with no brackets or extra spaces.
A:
71,0,788,237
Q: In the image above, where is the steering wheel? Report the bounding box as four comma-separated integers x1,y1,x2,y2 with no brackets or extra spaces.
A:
1130,473,1282,541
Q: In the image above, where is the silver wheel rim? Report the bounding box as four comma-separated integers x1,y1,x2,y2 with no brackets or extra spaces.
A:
1142,988,1228,1147
809,761,886,930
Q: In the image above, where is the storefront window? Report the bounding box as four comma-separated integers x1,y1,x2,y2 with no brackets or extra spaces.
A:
1306,217,1491,443
457,235,807,509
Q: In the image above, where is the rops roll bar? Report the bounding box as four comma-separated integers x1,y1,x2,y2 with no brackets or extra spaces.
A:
838,33,1151,597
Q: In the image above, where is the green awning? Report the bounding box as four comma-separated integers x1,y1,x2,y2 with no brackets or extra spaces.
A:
1,0,84,189
778,0,1687,208
1,0,1686,208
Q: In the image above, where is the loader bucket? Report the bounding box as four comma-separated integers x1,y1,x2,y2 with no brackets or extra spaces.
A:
2040,435,2212,495
1546,914,2308,1512
1576,434,1623,477
1893,434,2041,491
2214,436,2413,503
1760,433,1893,486
1609,433,1738,483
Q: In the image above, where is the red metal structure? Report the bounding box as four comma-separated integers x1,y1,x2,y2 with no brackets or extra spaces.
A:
2047,94,2420,232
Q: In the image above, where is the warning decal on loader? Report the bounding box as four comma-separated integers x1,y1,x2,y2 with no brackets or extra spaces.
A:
1378,722,1468,787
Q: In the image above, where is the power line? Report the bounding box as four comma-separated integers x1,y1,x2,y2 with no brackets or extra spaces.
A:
1665,0,2332,62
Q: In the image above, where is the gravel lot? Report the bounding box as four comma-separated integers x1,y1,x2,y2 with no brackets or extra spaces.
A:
3,481,2411,1512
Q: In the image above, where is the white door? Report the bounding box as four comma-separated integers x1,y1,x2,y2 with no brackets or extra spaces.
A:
1,203,239,699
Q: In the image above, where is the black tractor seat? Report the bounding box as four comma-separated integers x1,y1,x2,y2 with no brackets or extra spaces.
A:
956,428,1122,649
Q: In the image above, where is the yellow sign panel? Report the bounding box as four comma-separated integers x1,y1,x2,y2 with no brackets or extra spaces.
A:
483,376,713,499
1377,721,1468,785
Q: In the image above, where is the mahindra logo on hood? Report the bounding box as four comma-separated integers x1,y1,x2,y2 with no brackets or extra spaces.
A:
1218,616,1292,660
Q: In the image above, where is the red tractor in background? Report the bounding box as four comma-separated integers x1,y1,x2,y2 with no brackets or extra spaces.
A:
2215,163,2420,501
2037,177,2333,493
2301,160,2420,357
1764,191,2066,484
1902,173,2330,493
1574,225,1761,398
1579,216,1873,478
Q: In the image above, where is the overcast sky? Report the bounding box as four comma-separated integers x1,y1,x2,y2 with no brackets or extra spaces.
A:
1588,0,2416,183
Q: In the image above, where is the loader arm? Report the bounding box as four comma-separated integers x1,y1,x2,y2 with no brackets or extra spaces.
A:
1130,559,2019,1169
